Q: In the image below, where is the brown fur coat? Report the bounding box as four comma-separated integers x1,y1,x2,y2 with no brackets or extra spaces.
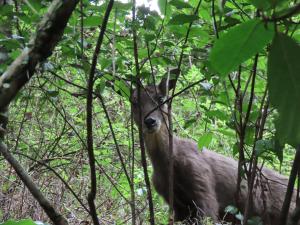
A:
145,128,296,224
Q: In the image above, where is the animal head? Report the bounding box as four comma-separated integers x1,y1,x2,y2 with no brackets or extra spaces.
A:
131,78,175,134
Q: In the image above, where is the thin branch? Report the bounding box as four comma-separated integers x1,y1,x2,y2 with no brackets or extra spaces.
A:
96,94,131,184
280,146,300,225
265,3,300,22
211,0,219,39
95,159,129,203
13,150,90,214
132,0,155,224
166,3,202,221
86,1,114,224
0,142,69,225
0,0,79,109
144,77,207,119
80,0,84,57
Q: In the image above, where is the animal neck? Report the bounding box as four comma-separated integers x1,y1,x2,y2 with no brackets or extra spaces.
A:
143,123,171,170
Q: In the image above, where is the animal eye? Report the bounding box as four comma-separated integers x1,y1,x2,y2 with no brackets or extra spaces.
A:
157,96,165,104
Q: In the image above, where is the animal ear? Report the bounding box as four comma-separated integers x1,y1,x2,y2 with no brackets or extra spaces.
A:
158,68,179,95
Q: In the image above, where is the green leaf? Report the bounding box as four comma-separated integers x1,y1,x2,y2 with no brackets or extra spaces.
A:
224,205,238,215
248,0,271,10
0,219,36,225
197,133,213,149
169,0,193,9
183,118,197,129
144,16,157,30
0,5,13,16
144,33,156,42
168,14,199,25
267,34,300,147
158,0,167,15
235,212,244,221
100,57,111,70
207,109,228,121
274,136,284,164
232,142,239,156
96,80,106,94
46,90,59,97
114,80,130,99
114,2,132,10
255,139,273,157
83,16,102,27
24,0,42,13
209,19,274,76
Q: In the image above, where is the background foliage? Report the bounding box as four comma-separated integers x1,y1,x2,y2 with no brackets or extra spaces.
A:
0,0,299,224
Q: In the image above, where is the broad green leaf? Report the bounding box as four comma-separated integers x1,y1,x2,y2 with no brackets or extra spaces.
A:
232,142,239,156
248,0,271,10
168,14,199,25
267,34,300,147
0,5,13,16
207,110,228,121
169,0,193,9
114,2,132,10
235,212,244,221
100,57,111,70
225,205,238,215
209,19,274,76
255,139,273,157
24,0,42,13
144,16,157,30
144,33,156,42
83,16,102,27
114,80,130,99
267,0,286,7
158,0,167,15
197,133,213,149
46,90,59,97
254,138,283,163
274,136,284,164
183,118,197,129
96,80,106,94
0,219,36,225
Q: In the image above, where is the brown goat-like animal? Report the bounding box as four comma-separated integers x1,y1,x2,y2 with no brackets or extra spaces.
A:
131,78,297,224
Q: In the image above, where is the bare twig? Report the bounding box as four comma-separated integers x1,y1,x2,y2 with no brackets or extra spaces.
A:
0,142,69,225
96,95,131,184
132,0,155,224
86,1,114,224
145,77,207,119
166,2,202,223
13,150,90,214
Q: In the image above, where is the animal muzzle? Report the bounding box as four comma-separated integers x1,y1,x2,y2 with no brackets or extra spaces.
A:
144,117,157,129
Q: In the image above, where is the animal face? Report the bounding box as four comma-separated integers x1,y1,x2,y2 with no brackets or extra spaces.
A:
131,78,174,134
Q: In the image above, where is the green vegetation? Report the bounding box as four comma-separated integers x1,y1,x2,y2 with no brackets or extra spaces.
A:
0,0,299,224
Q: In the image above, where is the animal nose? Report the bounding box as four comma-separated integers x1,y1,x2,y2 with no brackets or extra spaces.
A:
144,117,157,129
